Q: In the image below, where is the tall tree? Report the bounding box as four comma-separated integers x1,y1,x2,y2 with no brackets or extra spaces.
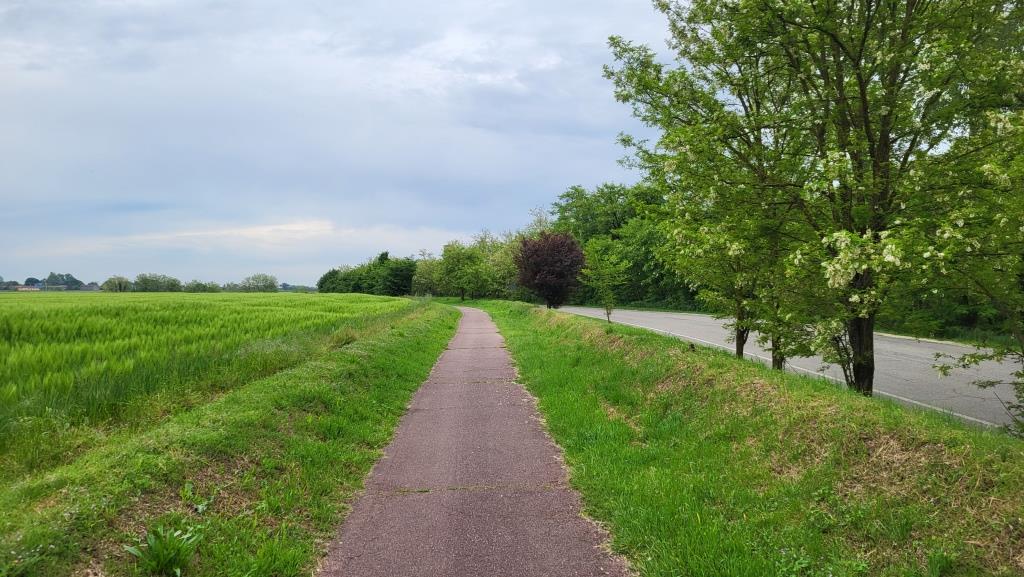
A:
438,241,486,301
609,0,1023,394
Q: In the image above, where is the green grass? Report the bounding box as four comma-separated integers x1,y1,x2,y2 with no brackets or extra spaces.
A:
0,294,458,576
470,300,1024,577
0,292,420,477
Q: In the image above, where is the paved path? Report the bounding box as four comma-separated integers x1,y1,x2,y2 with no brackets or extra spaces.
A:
562,307,1018,427
318,307,629,577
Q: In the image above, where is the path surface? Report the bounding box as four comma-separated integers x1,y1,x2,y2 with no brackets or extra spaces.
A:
562,306,1018,427
318,307,629,577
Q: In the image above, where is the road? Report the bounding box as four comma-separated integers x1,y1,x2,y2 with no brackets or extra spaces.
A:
318,308,629,577
561,306,1019,427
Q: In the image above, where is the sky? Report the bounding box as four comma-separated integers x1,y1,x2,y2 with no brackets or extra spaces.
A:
0,0,666,285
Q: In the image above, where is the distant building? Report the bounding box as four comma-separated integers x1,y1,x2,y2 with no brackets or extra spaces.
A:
16,286,41,292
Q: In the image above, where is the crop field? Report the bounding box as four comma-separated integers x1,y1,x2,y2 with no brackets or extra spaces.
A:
0,292,422,477
0,292,458,575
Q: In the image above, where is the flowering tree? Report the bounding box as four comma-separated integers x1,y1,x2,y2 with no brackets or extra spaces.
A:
609,0,1023,394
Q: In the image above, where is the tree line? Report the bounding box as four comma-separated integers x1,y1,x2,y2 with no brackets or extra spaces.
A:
100,273,285,292
1,273,294,293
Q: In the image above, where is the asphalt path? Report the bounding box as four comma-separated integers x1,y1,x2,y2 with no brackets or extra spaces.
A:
561,306,1018,427
318,307,629,577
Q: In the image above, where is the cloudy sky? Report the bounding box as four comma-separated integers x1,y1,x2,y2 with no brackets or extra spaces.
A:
1,0,665,285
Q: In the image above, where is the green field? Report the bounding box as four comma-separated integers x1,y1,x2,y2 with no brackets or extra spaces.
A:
0,292,421,477
0,293,458,576
470,300,1024,577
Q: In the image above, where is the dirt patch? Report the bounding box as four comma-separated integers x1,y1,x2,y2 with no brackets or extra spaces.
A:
600,401,642,434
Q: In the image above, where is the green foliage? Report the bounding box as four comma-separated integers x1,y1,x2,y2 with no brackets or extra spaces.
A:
182,280,221,293
581,237,630,322
411,251,442,296
124,525,202,577
44,272,83,290
318,252,416,296
437,241,487,300
239,273,278,293
134,274,183,293
102,276,134,292
606,0,1024,394
552,183,697,309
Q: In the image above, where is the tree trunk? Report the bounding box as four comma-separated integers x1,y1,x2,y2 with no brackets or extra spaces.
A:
734,305,749,358
847,313,875,395
460,288,465,301
735,327,749,358
770,335,785,370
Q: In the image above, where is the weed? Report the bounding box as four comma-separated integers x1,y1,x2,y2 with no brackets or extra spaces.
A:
124,525,202,576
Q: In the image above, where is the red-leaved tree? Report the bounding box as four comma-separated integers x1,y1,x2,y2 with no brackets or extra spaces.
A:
515,232,585,308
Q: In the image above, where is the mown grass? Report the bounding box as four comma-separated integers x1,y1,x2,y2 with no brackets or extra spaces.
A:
0,295,458,576
471,300,1024,577
0,292,417,478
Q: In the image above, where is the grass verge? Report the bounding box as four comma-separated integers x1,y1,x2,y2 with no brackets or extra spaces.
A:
471,300,1024,577
0,298,458,576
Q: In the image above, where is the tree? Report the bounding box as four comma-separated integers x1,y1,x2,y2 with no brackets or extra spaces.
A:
134,273,182,292
582,237,630,322
24,277,40,287
438,241,486,301
101,276,133,292
929,110,1024,431
239,273,278,292
515,232,585,308
45,272,84,290
412,251,442,296
553,183,695,308
553,184,637,243
608,0,1023,394
318,253,416,296
183,280,222,293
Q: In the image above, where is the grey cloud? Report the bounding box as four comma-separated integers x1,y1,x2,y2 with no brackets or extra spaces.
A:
0,0,666,283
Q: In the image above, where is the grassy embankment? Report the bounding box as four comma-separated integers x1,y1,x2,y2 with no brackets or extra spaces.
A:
0,293,458,576
473,300,1024,577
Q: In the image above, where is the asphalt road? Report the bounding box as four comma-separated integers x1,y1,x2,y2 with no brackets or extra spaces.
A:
318,307,629,577
561,306,1018,427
